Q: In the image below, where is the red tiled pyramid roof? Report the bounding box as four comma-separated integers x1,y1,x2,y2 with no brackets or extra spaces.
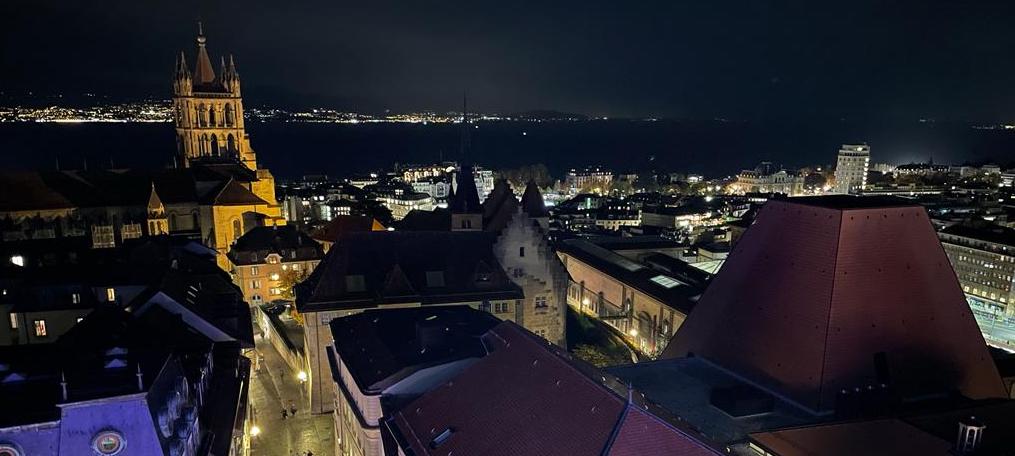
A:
663,196,1007,412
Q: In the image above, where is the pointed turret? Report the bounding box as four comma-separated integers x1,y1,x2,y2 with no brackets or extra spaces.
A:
193,21,217,86
223,54,241,94
520,180,549,217
450,95,483,230
173,51,192,96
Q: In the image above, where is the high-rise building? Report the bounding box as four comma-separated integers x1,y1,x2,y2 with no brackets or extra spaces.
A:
833,144,870,194
172,23,255,170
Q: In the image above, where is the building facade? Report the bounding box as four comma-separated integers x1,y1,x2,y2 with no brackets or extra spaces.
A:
733,162,804,195
172,24,256,171
565,166,613,195
833,144,870,194
294,231,524,414
939,224,1015,319
228,225,325,306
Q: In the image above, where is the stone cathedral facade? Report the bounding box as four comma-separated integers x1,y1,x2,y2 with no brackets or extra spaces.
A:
172,24,257,170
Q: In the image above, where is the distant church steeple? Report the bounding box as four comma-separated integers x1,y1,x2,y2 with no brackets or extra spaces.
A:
450,94,483,231
172,23,255,170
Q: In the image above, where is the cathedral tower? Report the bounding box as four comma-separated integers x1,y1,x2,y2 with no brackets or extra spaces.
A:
172,23,257,170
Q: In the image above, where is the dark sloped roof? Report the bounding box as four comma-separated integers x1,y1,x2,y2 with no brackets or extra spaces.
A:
228,225,324,265
448,163,482,214
311,215,385,243
940,223,1015,248
749,419,952,456
520,181,549,217
387,322,719,456
663,198,1007,412
397,208,451,231
205,178,268,206
329,306,499,393
558,239,702,315
0,166,259,212
481,179,519,233
295,231,522,312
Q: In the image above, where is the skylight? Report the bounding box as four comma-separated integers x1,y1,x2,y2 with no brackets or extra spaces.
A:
650,275,682,289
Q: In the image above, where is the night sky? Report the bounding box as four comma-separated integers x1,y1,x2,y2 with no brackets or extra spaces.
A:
4,1,1015,121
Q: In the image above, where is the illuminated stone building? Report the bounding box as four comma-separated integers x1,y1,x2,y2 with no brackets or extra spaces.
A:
228,226,325,306
0,25,284,271
172,23,255,171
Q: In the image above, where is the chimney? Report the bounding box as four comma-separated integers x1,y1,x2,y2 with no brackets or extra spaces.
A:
60,371,68,401
956,416,985,454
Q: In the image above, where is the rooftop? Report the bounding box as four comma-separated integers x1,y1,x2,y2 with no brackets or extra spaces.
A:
663,198,1007,412
939,223,1015,249
387,322,721,456
783,195,918,210
329,306,500,394
558,239,702,315
608,357,818,444
296,231,522,312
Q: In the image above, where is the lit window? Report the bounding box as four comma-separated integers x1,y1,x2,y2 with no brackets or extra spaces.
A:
291,263,301,271
33,320,47,337
250,266,259,276
650,275,682,289
270,273,280,281
9,255,24,267
106,288,116,302
72,293,81,304
8,313,17,329
77,317,84,323
251,280,261,289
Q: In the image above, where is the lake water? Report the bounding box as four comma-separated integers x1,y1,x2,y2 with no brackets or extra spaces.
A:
1,120,1012,179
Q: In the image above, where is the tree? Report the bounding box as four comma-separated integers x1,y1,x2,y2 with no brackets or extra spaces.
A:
634,172,659,192
279,267,310,301
280,267,311,325
572,344,629,368
609,179,634,196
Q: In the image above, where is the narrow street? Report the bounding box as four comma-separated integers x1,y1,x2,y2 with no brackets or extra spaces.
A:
250,331,334,456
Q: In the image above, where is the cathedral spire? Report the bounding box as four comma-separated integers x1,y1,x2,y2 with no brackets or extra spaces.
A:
460,92,471,159
193,21,216,85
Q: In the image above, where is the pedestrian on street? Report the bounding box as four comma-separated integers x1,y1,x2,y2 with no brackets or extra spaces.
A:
281,408,288,420
289,400,297,416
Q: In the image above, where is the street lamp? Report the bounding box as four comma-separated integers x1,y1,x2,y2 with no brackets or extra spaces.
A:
297,371,308,383
250,425,261,437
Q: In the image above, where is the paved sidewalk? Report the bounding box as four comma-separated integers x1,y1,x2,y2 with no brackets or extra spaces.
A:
250,332,334,456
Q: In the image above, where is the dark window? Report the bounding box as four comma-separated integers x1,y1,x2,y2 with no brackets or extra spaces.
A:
519,246,525,257
345,275,366,292
425,271,445,287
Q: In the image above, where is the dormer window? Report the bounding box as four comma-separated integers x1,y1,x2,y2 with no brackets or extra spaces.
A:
425,271,445,288
345,275,366,292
